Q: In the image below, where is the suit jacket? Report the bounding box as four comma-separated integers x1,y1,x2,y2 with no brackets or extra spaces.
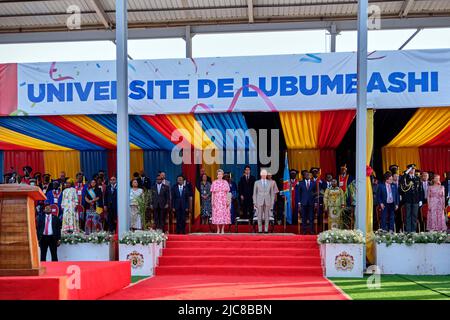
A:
171,184,190,211
399,174,422,204
140,176,152,189
296,180,315,206
238,175,256,201
377,183,399,206
37,213,61,241
420,180,431,203
151,183,170,209
445,179,450,201
104,184,118,210
253,179,275,207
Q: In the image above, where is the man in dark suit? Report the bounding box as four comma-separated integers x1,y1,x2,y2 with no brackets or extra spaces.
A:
104,176,118,233
238,165,256,219
151,175,170,231
445,171,450,206
311,167,325,231
139,170,152,190
399,164,422,233
377,172,400,231
172,175,190,234
297,172,315,234
37,205,61,261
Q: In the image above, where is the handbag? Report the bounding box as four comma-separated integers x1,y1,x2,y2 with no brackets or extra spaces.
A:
96,206,104,215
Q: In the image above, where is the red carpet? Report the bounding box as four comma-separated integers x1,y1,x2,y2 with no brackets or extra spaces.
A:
102,234,348,300
0,261,131,300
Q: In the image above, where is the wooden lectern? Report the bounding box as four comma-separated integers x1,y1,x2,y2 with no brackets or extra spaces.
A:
0,184,46,276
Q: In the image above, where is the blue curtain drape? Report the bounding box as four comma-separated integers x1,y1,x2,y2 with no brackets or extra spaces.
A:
143,150,182,186
89,115,174,150
0,117,103,150
195,112,256,150
80,150,108,181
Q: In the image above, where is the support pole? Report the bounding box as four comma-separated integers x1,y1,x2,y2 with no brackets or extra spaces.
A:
116,0,130,238
330,23,338,52
185,25,192,58
356,0,368,266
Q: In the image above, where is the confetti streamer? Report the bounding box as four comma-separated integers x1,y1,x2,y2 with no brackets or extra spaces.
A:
227,84,277,112
190,57,198,74
19,82,26,87
367,51,386,60
299,53,322,63
49,62,74,81
190,103,213,113
96,63,101,68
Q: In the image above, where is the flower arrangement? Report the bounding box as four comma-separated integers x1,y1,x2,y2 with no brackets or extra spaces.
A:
373,230,450,247
119,229,168,246
317,229,365,244
61,231,113,245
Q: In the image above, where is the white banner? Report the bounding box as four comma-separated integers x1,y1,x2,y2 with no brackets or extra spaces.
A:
16,49,450,115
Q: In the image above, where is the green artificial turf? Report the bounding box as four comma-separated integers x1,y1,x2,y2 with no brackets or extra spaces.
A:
131,276,149,283
331,275,450,300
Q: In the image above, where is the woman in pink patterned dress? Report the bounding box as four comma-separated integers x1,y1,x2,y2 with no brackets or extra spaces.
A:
427,174,447,232
211,169,230,234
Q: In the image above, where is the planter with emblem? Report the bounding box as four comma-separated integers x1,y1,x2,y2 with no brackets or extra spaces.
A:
318,229,365,278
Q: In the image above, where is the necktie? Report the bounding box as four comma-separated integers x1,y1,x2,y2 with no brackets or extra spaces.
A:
307,180,309,189
179,186,182,196
44,215,50,235
158,184,161,194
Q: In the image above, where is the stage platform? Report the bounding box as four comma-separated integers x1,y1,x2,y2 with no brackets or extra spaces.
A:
0,261,131,300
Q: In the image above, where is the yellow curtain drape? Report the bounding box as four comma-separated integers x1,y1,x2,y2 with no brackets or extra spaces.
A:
287,149,320,175
130,150,144,177
366,110,375,264
387,107,450,147
63,115,141,150
43,151,80,179
382,147,421,173
279,112,321,149
0,126,71,151
166,114,217,150
194,188,201,221
202,162,220,181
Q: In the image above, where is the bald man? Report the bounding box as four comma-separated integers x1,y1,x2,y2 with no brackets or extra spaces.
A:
253,169,275,233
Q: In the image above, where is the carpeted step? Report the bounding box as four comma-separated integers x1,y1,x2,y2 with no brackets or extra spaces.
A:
167,235,317,242
154,265,323,277
158,255,321,266
163,247,320,257
165,240,318,249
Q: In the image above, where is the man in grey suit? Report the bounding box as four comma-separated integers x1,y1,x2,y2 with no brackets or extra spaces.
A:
253,169,275,233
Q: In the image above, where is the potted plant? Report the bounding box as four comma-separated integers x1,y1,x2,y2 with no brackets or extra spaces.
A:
374,230,450,275
49,231,113,261
317,229,365,278
136,189,152,230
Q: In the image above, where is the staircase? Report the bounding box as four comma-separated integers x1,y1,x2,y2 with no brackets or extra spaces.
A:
155,234,323,277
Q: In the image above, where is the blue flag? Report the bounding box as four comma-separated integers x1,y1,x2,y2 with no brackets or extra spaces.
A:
282,152,292,224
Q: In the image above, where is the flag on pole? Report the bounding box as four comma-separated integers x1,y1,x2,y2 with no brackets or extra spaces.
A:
282,152,292,224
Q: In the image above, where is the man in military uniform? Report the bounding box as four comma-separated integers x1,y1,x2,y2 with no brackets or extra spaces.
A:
399,164,422,232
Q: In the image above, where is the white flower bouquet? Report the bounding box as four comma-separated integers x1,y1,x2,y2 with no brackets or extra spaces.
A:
373,230,450,247
119,229,168,246
317,229,365,244
61,231,113,245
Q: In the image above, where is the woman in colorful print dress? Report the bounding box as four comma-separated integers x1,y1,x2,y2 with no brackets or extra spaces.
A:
211,169,230,234
61,179,80,233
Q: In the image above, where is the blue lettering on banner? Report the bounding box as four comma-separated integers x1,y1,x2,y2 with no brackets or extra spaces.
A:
24,71,440,104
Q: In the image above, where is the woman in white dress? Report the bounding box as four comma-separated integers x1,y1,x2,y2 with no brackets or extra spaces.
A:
130,179,143,230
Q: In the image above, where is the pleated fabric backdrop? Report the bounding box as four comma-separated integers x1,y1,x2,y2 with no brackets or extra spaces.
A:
3,151,45,177
382,107,450,176
80,151,108,181
0,151,3,182
143,150,182,184
43,151,81,180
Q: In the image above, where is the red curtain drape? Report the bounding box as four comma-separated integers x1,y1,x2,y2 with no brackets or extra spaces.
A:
107,150,117,178
142,115,179,143
0,142,34,151
3,151,45,176
419,147,450,181
319,149,336,177
317,110,355,148
423,126,450,147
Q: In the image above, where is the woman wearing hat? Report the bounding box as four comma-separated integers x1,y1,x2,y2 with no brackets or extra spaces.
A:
61,178,80,233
